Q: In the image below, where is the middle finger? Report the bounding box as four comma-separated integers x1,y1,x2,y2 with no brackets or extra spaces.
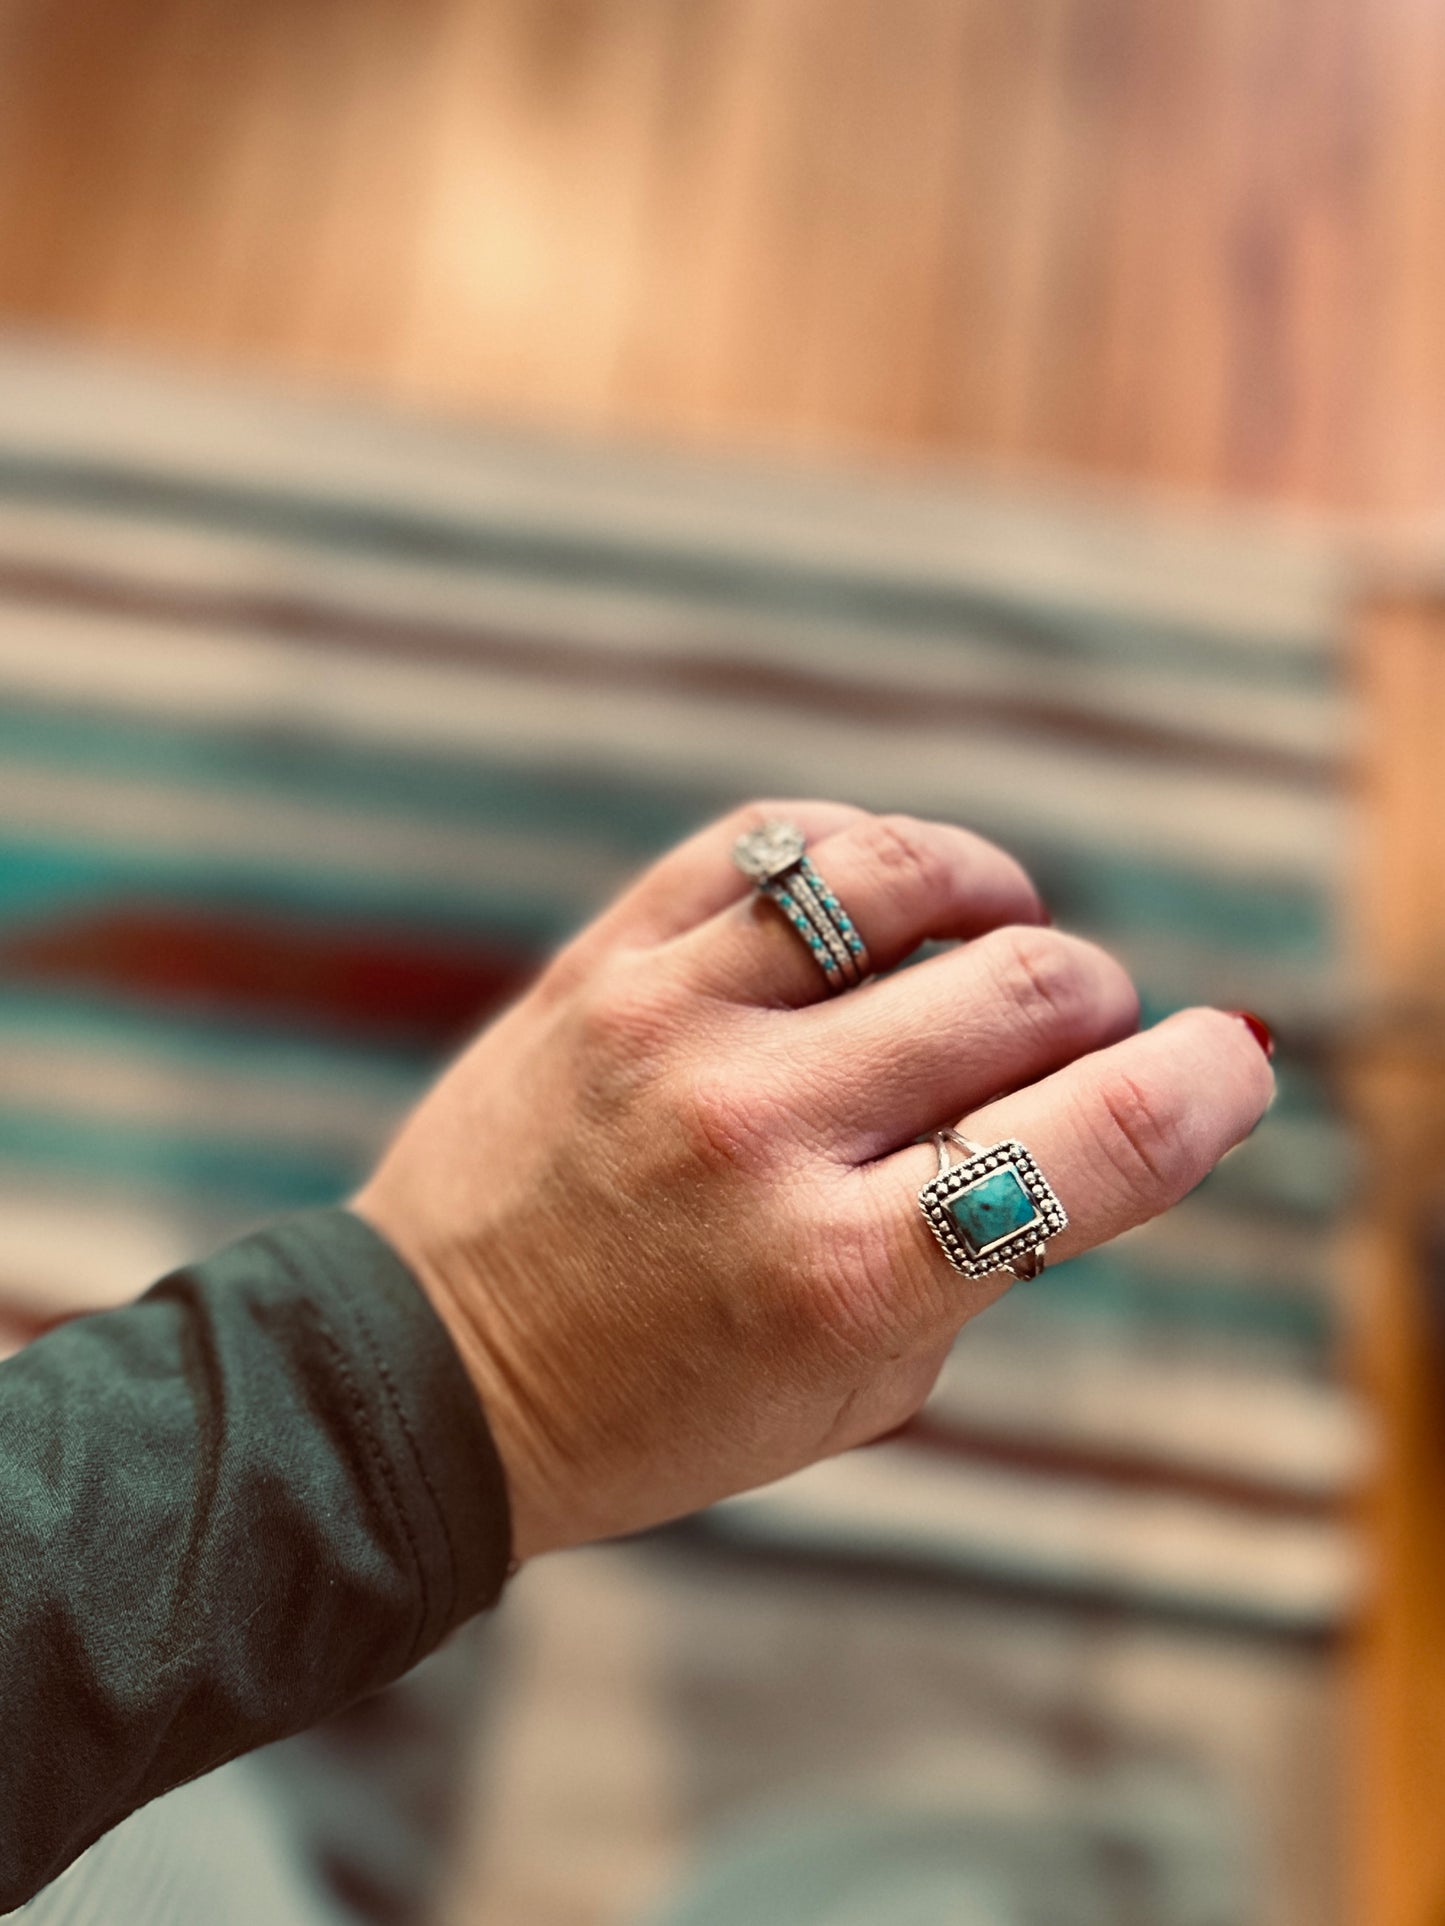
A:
794,924,1141,1159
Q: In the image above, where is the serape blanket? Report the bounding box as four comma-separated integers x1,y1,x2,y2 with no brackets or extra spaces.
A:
0,343,1358,1922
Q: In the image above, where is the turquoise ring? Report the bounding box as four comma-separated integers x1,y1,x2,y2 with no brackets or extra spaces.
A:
918,1129,1067,1281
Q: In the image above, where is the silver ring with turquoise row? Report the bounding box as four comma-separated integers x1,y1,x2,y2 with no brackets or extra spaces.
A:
731,819,872,994
918,1128,1068,1282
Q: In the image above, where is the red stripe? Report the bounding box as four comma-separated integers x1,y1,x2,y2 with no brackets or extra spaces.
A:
895,1412,1347,1520
2,905,541,1047
0,554,1338,788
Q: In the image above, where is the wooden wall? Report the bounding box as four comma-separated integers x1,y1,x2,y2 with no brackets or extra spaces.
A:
1351,590,1445,1926
0,0,1439,512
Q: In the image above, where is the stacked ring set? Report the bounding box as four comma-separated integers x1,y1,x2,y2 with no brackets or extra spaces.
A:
731,820,872,992
732,818,1068,1287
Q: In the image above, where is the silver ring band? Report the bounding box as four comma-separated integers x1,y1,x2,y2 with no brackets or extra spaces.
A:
933,1126,985,1174
919,1129,1067,1282
783,867,863,986
732,820,872,994
762,874,850,987
794,857,871,981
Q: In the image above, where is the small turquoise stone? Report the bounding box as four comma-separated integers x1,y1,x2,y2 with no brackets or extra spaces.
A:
947,1167,1039,1254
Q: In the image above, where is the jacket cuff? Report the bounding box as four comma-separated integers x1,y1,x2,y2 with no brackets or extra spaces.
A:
252,1207,514,1633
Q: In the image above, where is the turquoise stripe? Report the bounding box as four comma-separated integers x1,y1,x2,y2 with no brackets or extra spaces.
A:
1034,851,1332,963
0,824,1331,965
0,707,1332,958
0,829,1331,967
0,840,577,946
1002,1248,1334,1362
0,1112,359,1214
0,701,697,851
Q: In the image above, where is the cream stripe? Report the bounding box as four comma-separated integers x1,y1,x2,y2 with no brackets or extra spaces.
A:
0,1037,406,1166
928,1341,1368,1495
0,342,1347,646
0,623,1343,886
0,1178,233,1317
0,504,1346,765
0,758,636,910
714,1445,1359,1625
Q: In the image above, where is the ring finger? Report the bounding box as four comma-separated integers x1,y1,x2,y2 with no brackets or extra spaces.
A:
795,923,1141,1159
855,1007,1276,1339
671,810,1047,1007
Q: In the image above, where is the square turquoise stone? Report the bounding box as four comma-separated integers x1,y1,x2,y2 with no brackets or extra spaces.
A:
947,1166,1039,1254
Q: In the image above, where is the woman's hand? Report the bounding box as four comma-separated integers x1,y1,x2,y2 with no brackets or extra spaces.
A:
353,801,1273,1562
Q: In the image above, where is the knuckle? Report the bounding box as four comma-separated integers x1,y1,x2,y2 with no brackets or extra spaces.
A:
1094,1070,1179,1198
989,925,1095,1035
858,812,951,901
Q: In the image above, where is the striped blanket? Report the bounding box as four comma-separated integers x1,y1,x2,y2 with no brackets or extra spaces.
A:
0,343,1358,1921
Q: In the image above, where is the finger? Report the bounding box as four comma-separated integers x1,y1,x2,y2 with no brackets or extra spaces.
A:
672,811,1047,1007
858,1007,1275,1336
796,926,1140,1158
586,800,868,951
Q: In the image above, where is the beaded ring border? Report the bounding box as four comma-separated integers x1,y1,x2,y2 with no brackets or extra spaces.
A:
731,820,872,993
918,1128,1068,1282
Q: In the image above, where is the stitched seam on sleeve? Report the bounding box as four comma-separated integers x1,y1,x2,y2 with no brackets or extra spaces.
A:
347,1297,461,1629
262,1233,432,1666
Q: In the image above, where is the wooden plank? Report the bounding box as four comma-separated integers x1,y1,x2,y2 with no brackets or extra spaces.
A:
0,0,1431,507
1349,588,1445,1926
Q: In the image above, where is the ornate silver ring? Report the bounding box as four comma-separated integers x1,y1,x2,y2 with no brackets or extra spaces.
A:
731,819,872,993
918,1128,1068,1282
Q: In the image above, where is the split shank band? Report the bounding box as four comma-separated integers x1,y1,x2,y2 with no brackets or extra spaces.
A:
731,819,1067,1285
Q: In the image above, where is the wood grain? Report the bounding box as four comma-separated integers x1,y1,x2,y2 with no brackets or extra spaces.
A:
1349,590,1445,1926
0,0,1431,508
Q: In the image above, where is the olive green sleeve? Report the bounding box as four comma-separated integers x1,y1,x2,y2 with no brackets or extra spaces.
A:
0,1207,512,1912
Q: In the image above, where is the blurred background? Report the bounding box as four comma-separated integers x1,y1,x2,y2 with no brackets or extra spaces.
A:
5,3,1445,1923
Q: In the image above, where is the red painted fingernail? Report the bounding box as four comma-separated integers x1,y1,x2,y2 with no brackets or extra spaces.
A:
1229,1010,1275,1059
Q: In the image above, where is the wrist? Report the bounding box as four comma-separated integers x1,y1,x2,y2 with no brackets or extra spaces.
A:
348,1187,556,1564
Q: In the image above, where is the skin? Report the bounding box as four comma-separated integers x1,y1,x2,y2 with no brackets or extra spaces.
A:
354,801,1275,1563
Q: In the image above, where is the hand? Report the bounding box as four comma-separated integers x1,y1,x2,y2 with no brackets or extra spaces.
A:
353,802,1274,1562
